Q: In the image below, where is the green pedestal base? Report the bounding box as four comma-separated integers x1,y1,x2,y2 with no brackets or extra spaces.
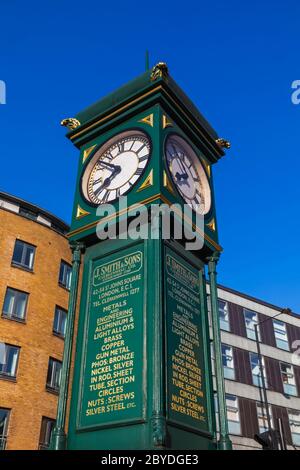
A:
218,437,233,450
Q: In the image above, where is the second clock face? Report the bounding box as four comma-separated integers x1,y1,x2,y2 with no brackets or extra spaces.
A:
81,130,151,205
165,134,211,215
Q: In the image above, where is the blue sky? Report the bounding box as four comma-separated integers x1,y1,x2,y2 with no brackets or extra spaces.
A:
1,1,299,312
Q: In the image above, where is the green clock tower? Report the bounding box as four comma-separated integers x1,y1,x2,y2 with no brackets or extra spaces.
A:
51,62,232,450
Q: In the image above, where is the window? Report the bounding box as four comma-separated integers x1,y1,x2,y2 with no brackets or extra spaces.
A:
244,309,260,341
256,402,273,434
19,207,36,221
288,410,300,447
58,261,72,290
226,394,241,435
2,288,28,321
0,408,10,450
273,319,289,351
221,344,235,380
39,417,55,450
53,306,67,338
0,343,20,378
280,363,297,396
250,352,267,388
218,300,230,331
12,240,35,270
46,358,62,392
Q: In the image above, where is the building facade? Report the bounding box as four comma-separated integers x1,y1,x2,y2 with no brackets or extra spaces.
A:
0,192,71,450
0,193,299,450
212,284,300,450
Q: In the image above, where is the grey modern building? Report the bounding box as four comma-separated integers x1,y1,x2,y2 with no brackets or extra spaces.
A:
209,284,300,450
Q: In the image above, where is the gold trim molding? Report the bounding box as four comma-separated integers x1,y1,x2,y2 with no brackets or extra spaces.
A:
162,114,173,129
206,218,216,232
82,145,97,164
163,171,176,195
76,205,90,219
137,170,153,192
201,158,211,177
138,113,153,127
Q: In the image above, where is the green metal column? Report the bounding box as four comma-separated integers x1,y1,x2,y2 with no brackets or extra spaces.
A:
150,217,167,448
199,267,217,447
50,241,85,450
207,253,232,451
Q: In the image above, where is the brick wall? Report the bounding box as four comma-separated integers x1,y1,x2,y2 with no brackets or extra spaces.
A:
0,208,71,450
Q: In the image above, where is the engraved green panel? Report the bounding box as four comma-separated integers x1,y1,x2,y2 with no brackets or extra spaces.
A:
77,246,146,430
165,247,208,433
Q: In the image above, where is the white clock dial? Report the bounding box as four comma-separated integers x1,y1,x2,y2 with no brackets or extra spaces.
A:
81,130,151,205
165,134,211,214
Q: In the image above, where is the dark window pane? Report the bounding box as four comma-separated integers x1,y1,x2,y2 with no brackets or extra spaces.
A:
46,358,62,391
12,241,23,264
19,208,36,220
2,288,28,320
59,262,72,289
0,344,20,377
53,307,67,337
39,417,55,450
0,408,9,450
0,409,9,436
12,240,35,270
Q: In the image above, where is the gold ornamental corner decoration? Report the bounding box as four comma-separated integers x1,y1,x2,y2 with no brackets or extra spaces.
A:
162,114,173,129
138,113,154,127
82,145,97,164
163,170,176,195
61,117,81,130
76,205,90,220
150,62,169,82
206,218,216,232
137,170,154,192
216,138,231,149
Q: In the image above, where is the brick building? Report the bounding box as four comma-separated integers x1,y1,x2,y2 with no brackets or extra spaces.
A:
0,192,71,450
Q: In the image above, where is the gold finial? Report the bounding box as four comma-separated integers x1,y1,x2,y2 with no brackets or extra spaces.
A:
150,62,169,81
61,117,81,130
216,138,231,149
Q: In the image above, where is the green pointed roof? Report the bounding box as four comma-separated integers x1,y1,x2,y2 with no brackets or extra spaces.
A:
72,65,219,140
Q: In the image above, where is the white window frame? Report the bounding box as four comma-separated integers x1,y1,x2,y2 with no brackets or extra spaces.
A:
250,352,267,388
222,344,235,380
244,309,260,341
273,319,289,351
256,402,273,433
226,394,241,435
218,300,230,332
280,362,297,396
288,409,300,447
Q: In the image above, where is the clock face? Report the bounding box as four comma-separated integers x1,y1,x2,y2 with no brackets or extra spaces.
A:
81,130,151,205
165,134,211,214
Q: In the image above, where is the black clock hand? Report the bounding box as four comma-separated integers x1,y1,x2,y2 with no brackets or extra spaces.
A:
98,160,121,172
175,171,188,181
94,167,121,197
